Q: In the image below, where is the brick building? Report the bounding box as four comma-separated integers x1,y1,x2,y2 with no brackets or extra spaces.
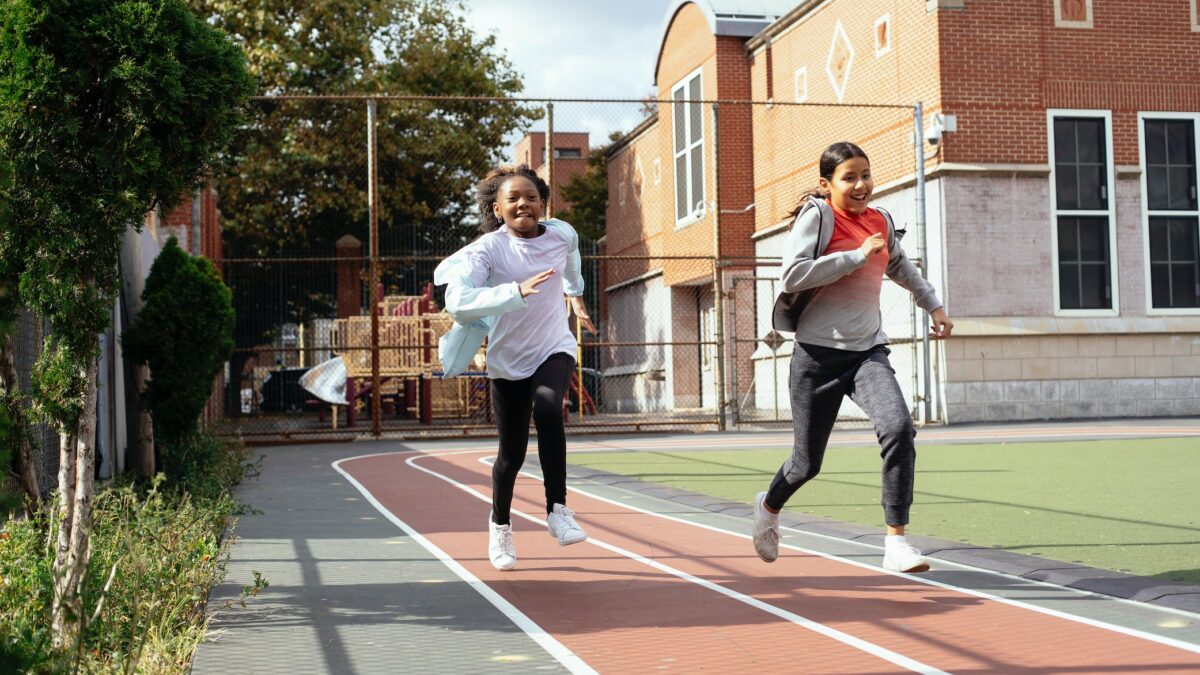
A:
606,0,1200,422
514,131,590,214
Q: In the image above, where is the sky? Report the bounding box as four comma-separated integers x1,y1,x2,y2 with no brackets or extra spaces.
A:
461,0,674,149
461,0,672,99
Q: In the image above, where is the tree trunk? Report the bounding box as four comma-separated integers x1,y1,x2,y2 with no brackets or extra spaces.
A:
50,358,99,647
0,334,41,510
134,363,154,476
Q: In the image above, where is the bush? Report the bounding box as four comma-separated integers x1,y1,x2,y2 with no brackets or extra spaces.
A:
123,237,235,451
0,464,255,672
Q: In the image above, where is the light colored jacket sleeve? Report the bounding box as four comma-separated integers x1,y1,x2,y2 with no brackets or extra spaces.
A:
885,238,942,313
435,240,527,324
545,218,584,297
779,206,868,293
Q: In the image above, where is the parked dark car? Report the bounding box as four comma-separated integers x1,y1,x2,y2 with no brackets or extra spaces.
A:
258,367,313,413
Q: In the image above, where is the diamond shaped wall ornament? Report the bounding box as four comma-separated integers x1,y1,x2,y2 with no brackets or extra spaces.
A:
763,329,786,352
826,20,855,103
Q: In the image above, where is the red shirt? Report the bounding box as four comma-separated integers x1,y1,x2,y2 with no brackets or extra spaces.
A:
824,200,888,296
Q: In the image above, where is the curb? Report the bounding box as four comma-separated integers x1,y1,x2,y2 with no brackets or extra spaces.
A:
566,463,1200,615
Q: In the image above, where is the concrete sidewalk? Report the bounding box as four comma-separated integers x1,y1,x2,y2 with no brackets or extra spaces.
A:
191,440,568,674
192,420,1200,673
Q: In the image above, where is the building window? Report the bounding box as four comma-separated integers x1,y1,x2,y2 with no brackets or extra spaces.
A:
874,15,891,57
794,67,808,103
1054,0,1093,29
1142,115,1200,310
1193,0,1200,32
1049,111,1117,312
554,147,582,159
672,70,704,225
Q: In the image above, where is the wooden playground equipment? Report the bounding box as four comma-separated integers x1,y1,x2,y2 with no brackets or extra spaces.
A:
326,284,488,427
324,283,596,428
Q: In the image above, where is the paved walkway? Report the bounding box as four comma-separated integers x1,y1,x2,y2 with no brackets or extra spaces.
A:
192,420,1200,673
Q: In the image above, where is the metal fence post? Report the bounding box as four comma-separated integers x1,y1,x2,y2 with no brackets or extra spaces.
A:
368,98,382,436
914,102,932,424
711,102,727,431
546,100,554,217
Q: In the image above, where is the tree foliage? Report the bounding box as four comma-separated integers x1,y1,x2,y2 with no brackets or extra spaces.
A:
123,237,235,448
0,0,252,644
0,0,253,404
190,0,541,259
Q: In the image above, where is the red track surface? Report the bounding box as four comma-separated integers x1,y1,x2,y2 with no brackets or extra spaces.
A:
339,449,1200,674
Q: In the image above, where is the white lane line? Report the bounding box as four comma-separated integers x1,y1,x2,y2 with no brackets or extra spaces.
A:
458,455,1200,655
401,452,947,675
343,446,1200,658
330,456,598,675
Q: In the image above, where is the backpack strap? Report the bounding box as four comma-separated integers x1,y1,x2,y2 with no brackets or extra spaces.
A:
875,206,906,250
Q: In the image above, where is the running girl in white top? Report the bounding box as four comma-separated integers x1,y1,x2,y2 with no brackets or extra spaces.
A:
441,164,595,570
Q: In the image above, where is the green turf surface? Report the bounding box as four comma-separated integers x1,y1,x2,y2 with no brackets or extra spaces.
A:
570,438,1200,585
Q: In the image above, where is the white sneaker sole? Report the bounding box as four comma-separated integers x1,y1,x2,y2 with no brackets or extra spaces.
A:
554,532,587,546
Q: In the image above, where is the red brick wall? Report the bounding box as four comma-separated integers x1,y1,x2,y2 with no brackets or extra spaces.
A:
939,0,1200,165
748,1,942,233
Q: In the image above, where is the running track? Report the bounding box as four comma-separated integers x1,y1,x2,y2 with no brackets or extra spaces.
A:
335,437,1200,674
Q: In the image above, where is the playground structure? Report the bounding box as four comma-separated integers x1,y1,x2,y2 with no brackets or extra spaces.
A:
319,283,597,429
326,284,488,427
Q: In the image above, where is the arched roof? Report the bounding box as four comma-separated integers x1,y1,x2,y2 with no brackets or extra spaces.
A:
654,0,794,85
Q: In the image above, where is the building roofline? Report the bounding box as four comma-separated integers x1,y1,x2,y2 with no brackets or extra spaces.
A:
604,112,660,159
653,1,788,85
744,0,829,53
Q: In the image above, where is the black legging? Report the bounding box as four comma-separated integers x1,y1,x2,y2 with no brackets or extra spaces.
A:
490,352,575,525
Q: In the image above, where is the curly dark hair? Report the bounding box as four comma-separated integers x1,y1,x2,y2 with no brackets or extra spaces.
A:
475,163,550,233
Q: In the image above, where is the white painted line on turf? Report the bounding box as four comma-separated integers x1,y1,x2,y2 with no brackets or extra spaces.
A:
331,456,597,675
459,454,1200,655
403,452,947,675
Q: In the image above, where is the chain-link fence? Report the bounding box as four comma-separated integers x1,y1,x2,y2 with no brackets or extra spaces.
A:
211,95,940,441
10,311,61,495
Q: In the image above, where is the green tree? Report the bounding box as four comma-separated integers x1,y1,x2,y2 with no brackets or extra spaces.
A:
123,237,235,450
191,0,540,258
0,0,253,645
188,0,541,387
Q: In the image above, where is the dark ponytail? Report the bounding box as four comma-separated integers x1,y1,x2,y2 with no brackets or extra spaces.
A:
788,141,870,217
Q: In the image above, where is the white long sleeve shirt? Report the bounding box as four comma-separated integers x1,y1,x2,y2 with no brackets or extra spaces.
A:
439,219,582,380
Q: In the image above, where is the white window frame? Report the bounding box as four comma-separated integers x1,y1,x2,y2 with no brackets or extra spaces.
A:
1192,0,1200,33
1138,111,1200,315
671,68,706,229
794,67,808,103
1047,109,1119,317
874,14,892,58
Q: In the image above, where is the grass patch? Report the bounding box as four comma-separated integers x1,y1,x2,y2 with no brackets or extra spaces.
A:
570,438,1200,584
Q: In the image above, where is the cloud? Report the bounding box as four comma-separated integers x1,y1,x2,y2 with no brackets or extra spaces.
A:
462,0,667,99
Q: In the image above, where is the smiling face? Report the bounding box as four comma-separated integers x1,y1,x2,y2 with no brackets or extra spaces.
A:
820,156,873,215
492,175,544,236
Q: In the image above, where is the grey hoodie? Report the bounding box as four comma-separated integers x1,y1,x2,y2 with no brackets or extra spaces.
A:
771,198,942,350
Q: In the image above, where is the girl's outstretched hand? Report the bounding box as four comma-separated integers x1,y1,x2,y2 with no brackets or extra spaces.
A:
519,268,555,297
930,307,954,339
569,296,597,335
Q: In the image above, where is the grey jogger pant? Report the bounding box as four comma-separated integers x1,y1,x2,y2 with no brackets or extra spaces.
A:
764,342,917,525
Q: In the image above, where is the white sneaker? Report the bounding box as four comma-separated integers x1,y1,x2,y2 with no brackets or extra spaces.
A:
546,504,587,545
488,516,517,570
883,540,929,573
752,491,780,563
